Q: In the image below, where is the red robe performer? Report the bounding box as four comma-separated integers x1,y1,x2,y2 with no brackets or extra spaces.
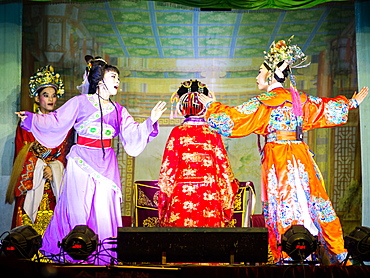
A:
158,80,239,227
6,65,73,236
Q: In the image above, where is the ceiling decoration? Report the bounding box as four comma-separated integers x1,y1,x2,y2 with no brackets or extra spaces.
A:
80,1,354,59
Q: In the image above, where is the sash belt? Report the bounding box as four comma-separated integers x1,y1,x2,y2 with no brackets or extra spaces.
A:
266,130,301,142
77,136,112,148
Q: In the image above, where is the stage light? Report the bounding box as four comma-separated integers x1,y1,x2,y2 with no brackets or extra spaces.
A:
281,225,317,261
1,225,42,259
344,226,370,264
59,225,98,261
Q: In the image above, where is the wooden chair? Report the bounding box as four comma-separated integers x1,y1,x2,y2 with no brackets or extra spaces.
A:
133,180,256,227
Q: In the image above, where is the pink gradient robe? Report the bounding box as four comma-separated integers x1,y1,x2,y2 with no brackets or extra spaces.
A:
21,93,158,264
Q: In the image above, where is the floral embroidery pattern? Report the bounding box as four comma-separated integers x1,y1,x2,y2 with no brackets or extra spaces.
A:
257,91,278,100
312,196,337,223
207,113,234,137
158,121,238,228
324,100,349,124
308,95,322,104
269,106,299,131
235,97,261,114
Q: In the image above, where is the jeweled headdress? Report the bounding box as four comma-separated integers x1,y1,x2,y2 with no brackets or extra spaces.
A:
170,79,210,118
263,35,310,116
264,35,309,74
29,65,64,98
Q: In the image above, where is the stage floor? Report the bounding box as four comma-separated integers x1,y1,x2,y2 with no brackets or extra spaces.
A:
2,259,370,278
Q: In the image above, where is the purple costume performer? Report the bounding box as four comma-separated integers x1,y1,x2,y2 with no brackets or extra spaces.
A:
21,93,159,263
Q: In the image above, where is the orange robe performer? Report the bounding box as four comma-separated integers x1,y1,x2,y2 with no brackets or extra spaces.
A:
199,36,368,263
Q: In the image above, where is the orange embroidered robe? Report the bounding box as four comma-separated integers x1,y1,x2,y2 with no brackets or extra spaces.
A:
204,86,358,263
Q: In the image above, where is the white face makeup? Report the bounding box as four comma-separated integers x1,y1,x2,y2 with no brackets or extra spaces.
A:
101,70,120,97
35,87,57,114
256,64,270,92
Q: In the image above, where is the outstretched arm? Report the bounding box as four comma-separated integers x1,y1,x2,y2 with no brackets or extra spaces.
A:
15,111,27,121
352,86,369,105
150,101,167,122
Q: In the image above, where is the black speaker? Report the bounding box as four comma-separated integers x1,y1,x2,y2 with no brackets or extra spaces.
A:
117,227,268,263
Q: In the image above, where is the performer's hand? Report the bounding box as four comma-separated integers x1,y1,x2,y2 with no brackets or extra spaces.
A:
15,111,27,121
352,86,369,105
150,101,167,122
198,94,214,106
43,165,53,181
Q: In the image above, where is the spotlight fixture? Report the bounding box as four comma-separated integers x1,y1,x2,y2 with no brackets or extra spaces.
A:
344,226,370,264
1,225,42,259
281,225,317,261
59,225,98,261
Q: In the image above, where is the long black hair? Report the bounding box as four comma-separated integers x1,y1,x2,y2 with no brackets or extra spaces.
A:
87,59,121,158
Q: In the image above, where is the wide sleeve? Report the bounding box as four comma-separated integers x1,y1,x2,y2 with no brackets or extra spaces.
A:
302,95,359,131
119,106,159,157
55,128,75,166
157,127,179,223
204,97,271,137
20,97,80,148
210,132,239,221
14,122,34,159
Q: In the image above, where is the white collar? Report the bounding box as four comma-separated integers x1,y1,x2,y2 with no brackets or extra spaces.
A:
268,82,283,91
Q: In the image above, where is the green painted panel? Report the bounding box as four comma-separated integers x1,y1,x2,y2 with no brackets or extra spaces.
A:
127,47,159,57
199,47,230,57
85,23,115,35
278,23,315,34
284,9,324,22
118,24,154,36
199,12,237,25
240,12,278,24
161,37,194,47
318,21,352,33
198,37,232,48
326,7,354,21
234,47,264,57
238,24,275,36
101,46,125,56
311,33,337,44
112,11,151,24
288,35,308,45
109,1,149,9
156,12,193,24
96,35,120,46
199,25,234,36
158,25,193,36
236,36,269,47
305,44,329,54
163,48,194,57
81,9,109,22
123,37,157,47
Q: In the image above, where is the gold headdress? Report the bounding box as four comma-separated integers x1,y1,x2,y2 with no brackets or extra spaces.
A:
263,35,310,116
263,35,309,74
170,79,210,118
29,65,64,98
